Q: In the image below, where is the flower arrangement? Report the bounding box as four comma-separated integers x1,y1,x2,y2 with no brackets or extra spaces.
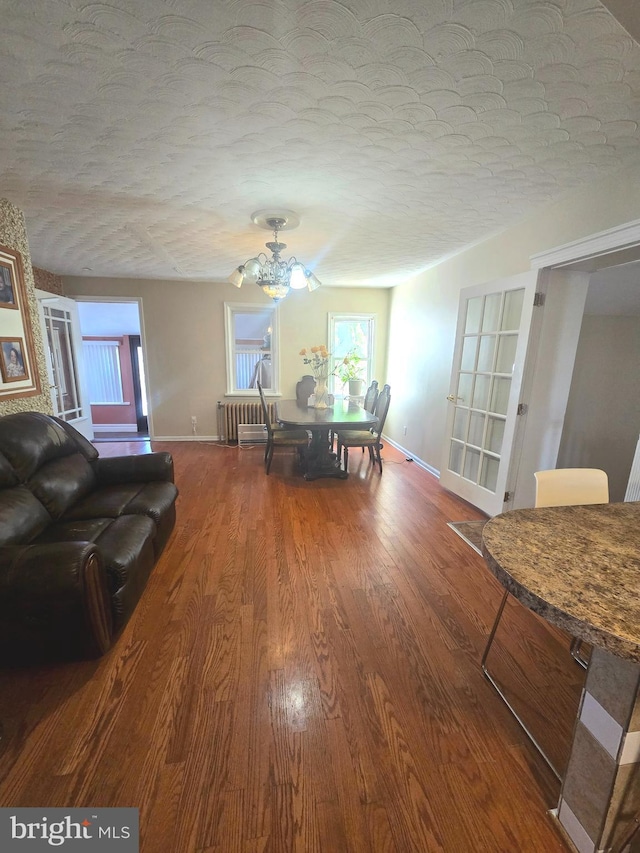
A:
299,346,330,380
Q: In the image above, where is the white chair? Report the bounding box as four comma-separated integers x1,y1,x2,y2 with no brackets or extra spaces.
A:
481,467,609,779
534,468,609,669
534,467,609,508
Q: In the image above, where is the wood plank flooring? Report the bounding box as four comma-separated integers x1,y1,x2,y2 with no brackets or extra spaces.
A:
0,440,584,852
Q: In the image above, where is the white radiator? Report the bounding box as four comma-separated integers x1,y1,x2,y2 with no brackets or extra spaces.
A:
238,423,268,447
219,401,275,442
624,434,640,501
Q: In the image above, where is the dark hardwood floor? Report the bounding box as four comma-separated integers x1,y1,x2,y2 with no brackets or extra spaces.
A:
0,440,584,851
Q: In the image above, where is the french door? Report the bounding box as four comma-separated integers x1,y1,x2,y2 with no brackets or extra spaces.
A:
35,292,94,440
439,271,539,516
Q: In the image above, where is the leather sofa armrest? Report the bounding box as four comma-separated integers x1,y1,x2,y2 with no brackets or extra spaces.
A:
0,542,113,662
93,452,175,485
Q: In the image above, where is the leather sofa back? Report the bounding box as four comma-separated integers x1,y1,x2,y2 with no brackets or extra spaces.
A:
0,412,98,522
0,485,51,546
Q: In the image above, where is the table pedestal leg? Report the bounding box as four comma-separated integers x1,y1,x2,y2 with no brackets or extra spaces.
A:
303,428,347,480
554,648,640,852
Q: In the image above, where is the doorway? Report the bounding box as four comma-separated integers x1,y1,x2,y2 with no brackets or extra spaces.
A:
76,299,150,442
555,260,640,501
509,223,640,509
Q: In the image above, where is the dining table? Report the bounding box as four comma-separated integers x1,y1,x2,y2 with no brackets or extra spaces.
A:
276,397,377,480
481,501,640,853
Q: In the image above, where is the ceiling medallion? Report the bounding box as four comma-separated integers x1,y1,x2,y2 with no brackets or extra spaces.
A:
228,210,321,302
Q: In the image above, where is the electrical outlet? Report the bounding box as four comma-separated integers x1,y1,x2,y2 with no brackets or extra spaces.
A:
403,425,407,436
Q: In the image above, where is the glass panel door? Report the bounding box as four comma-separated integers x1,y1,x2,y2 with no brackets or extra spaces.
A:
440,272,538,516
35,293,93,440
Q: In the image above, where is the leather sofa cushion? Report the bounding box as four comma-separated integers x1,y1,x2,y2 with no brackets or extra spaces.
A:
122,482,179,527
62,481,178,527
0,486,52,546
37,514,156,595
0,412,80,481
28,453,97,519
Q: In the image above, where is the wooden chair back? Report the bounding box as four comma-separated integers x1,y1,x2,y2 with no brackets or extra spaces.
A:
363,380,379,413
256,381,274,439
372,384,391,437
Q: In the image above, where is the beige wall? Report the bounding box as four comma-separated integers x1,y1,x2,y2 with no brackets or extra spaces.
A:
63,276,391,438
557,314,640,502
0,199,52,417
387,158,640,472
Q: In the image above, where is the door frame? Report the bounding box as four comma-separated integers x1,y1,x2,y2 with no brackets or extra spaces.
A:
507,218,640,509
71,296,153,437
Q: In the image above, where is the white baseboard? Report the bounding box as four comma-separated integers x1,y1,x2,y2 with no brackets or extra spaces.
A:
151,435,221,442
93,423,138,433
383,436,440,478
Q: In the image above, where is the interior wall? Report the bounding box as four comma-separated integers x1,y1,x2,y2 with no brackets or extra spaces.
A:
557,314,640,501
0,199,52,417
387,158,640,475
63,276,391,438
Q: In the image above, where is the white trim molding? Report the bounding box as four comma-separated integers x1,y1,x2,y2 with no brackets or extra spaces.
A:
530,218,640,269
92,423,138,433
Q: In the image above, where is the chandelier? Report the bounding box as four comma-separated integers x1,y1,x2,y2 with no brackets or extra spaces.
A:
228,210,321,303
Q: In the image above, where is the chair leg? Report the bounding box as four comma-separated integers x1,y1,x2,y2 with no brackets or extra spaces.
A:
612,814,640,853
481,589,562,781
343,446,349,471
265,444,274,474
374,443,382,474
481,589,509,671
570,636,588,669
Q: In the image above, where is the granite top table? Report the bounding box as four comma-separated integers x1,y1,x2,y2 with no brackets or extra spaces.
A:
480,501,640,853
481,501,640,661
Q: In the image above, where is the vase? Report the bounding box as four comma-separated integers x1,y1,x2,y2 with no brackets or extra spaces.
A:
348,379,364,397
314,375,330,408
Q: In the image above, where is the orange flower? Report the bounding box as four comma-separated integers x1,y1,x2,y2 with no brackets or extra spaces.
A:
299,348,307,356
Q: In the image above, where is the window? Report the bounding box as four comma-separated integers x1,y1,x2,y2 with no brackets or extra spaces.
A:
329,313,375,394
224,303,279,395
82,340,124,403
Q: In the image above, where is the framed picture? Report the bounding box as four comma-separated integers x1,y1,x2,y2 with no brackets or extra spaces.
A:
0,338,29,382
0,264,16,308
0,244,41,400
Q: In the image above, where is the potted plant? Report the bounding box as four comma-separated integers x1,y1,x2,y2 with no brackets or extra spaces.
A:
335,350,364,397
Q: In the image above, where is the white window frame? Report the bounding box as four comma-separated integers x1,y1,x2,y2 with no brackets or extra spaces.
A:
328,313,376,395
224,302,280,396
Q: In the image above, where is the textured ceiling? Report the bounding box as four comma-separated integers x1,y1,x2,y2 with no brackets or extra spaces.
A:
3,0,640,287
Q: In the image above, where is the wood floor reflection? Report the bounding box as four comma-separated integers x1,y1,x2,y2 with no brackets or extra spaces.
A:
0,440,583,851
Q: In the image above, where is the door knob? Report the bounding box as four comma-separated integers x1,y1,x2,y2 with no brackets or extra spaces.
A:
446,394,462,402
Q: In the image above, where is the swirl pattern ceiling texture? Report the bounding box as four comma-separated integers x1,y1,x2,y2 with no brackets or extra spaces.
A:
2,0,640,286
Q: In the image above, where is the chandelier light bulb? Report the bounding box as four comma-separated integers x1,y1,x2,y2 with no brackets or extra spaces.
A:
229,211,322,302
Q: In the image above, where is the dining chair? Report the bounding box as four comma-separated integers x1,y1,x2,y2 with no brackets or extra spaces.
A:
363,380,379,413
257,382,309,474
481,466,609,780
534,468,609,668
336,383,391,475
334,379,378,453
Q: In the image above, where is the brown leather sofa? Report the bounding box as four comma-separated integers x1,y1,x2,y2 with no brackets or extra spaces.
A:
0,411,178,663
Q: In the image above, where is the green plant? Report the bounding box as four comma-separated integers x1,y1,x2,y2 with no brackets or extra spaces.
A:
335,350,363,384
